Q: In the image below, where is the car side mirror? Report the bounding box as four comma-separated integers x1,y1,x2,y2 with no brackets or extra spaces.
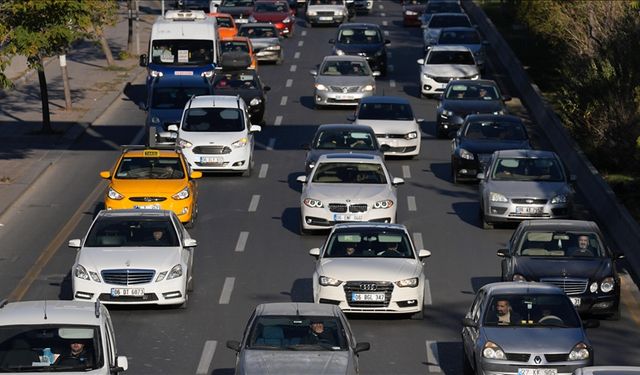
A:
99,171,111,179
139,54,148,67
309,247,321,258
138,102,148,111
372,71,381,77
68,239,81,249
502,95,512,102
354,342,371,354
226,340,241,352
296,175,308,183
392,177,404,186
250,124,262,132
379,144,391,152
416,58,425,65
167,124,179,132
329,39,335,44
418,249,431,259
310,70,318,76
263,85,271,91
183,238,198,247
158,131,177,140
416,118,425,123
583,319,600,329
190,171,203,179
462,317,477,328
385,39,391,45
616,253,625,260
421,24,428,29
496,248,510,257
476,173,485,180
346,115,356,122
113,356,128,372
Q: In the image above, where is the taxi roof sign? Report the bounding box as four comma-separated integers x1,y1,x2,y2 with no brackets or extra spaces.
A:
143,150,161,157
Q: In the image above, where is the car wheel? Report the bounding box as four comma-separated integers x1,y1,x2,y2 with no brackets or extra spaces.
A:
410,308,424,320
299,217,312,236
436,127,448,139
451,160,459,184
314,102,324,110
184,204,197,229
480,209,493,230
462,349,474,375
242,157,253,177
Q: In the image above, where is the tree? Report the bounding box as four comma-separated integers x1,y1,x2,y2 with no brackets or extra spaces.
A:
0,0,118,133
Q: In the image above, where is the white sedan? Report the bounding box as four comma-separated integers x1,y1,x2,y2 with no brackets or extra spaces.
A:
309,223,431,318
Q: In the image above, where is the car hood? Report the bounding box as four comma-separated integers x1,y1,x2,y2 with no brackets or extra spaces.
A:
485,181,570,199
439,43,482,54
354,119,418,134
240,350,350,375
335,43,383,56
458,139,530,154
110,179,187,195
148,108,183,126
249,37,280,49
422,64,478,77
318,258,421,281
316,75,374,87
304,183,394,202
514,257,613,281
78,247,181,271
219,6,253,17
483,327,586,353
178,130,247,146
253,13,288,22
442,100,505,115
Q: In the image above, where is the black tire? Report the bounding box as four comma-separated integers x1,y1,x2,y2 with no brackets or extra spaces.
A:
451,160,459,184
480,209,494,230
299,218,312,236
184,203,197,229
242,156,253,177
437,128,448,139
410,308,424,320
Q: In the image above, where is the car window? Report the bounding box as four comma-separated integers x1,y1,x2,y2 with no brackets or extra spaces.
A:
357,102,413,120
324,229,414,258
221,0,255,6
216,16,234,28
151,40,214,65
151,86,209,109
115,157,186,179
220,40,250,54
463,121,527,141
213,73,258,90
247,316,348,350
428,15,470,28
491,157,564,182
483,294,580,328
84,218,179,247
444,83,499,100
516,231,604,257
255,2,287,12
438,30,481,44
182,108,245,132
312,162,387,184
309,0,344,5
321,61,371,76
337,28,382,44
238,26,277,38
427,50,475,65
313,130,376,150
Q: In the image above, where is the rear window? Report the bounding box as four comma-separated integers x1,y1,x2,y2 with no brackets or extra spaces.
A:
338,28,382,44
312,162,387,184
444,83,499,100
182,108,245,132
313,130,376,150
115,157,185,179
151,86,210,109
463,120,527,141
238,26,277,38
247,316,348,351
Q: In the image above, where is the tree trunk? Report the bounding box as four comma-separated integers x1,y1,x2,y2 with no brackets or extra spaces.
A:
100,34,115,66
59,54,72,111
37,64,52,133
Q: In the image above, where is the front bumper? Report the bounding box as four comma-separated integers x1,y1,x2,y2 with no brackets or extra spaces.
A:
452,153,493,181
307,14,346,24
182,144,252,172
376,135,420,156
73,275,186,306
315,89,373,106
482,199,572,223
316,283,422,314
104,197,194,223
571,292,619,315
403,13,421,26
301,205,396,230
478,358,591,375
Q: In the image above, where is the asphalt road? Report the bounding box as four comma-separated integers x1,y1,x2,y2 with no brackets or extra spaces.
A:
1,1,639,374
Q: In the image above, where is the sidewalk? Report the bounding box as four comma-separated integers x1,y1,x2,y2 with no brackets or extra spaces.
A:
0,3,159,218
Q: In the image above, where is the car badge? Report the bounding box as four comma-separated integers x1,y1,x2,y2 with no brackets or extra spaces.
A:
346,199,351,202
561,268,568,277
209,142,215,144
342,87,348,93
534,356,542,364
525,199,534,204
360,283,377,291
125,260,131,267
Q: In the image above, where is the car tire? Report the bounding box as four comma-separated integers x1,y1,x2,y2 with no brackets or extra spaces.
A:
242,156,253,177
184,204,198,229
299,218,313,236
462,349,474,375
451,160,459,184
480,209,494,230
410,308,424,320
436,127,448,139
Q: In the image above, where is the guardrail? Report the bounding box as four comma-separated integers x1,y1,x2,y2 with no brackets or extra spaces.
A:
463,0,640,276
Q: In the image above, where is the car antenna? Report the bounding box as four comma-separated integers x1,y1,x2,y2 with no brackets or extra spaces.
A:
43,298,48,320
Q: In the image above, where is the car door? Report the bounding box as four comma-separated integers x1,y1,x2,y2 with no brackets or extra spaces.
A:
462,289,484,365
339,312,360,374
502,227,521,280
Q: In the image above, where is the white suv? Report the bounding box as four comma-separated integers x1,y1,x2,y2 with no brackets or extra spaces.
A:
169,95,261,176
0,299,128,374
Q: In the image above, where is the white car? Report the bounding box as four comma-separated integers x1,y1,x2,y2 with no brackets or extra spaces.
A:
306,0,349,26
417,45,479,97
351,96,422,157
297,153,403,234
309,223,431,318
421,12,471,50
167,95,261,176
70,209,196,307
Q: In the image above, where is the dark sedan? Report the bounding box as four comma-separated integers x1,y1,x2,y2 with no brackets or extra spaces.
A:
218,0,255,25
497,220,623,319
211,68,270,123
402,0,428,27
451,114,530,183
436,79,510,138
330,23,390,75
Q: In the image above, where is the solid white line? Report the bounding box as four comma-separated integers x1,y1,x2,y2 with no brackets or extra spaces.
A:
384,30,389,36
294,51,301,59
258,163,269,178
425,341,442,373
402,165,411,179
286,79,293,87
274,115,283,125
290,64,297,72
267,138,275,150
407,196,417,211
248,195,260,212
280,96,288,106
218,277,235,304
195,340,217,375
412,232,424,250
382,20,388,26
380,12,386,17
235,231,249,252
423,279,433,306
390,79,396,88
388,65,394,72
301,30,307,36
298,40,304,47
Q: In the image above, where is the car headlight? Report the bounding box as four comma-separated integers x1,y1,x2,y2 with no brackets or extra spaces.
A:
249,97,262,106
395,277,418,288
265,45,281,51
589,282,598,293
150,70,163,77
166,264,183,280
283,17,291,23
178,138,193,149
248,16,257,22
319,276,342,286
422,73,432,80
172,186,190,200
482,341,506,360
151,116,160,124
307,10,317,16
568,343,590,361
551,194,568,204
405,10,417,15
489,192,508,203
471,74,480,80
107,187,124,200
201,70,214,78
156,271,167,282
335,49,345,56
493,110,506,115
441,109,454,117
75,265,101,282
303,198,323,208
405,131,418,140
458,148,474,160
600,277,615,293
232,137,249,148
362,84,374,92
373,200,394,209
334,10,343,16
315,83,328,91
512,274,526,282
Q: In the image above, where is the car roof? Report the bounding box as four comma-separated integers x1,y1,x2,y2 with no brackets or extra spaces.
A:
317,153,382,162
96,209,174,219
481,281,565,295
494,149,558,158
0,301,104,326
519,219,600,233
464,114,522,123
428,45,473,52
150,75,212,88
188,95,242,109
240,22,277,28
338,23,381,30
322,55,368,63
446,78,497,86
221,36,250,42
334,222,407,231
316,124,375,133
359,95,410,105
256,302,341,317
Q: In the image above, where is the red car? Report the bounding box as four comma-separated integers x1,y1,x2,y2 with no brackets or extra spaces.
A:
249,0,295,37
402,0,428,27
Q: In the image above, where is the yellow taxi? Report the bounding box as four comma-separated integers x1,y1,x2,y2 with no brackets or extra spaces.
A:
100,147,202,227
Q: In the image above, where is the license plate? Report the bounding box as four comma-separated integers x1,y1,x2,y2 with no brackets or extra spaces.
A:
111,288,144,297
174,71,193,76
335,94,355,100
319,16,333,21
235,18,249,23
133,204,161,210
518,369,557,375
200,156,223,164
516,206,544,214
333,214,364,221
570,297,581,306
351,293,385,302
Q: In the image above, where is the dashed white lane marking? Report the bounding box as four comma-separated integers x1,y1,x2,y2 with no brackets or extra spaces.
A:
423,279,433,306
298,40,304,47
248,195,260,212
380,12,386,17
267,138,275,150
294,51,301,59
384,30,389,36
290,64,297,72
235,231,249,252
280,96,288,106
218,277,235,304
301,30,307,37
382,20,388,26
258,163,269,178
274,115,283,126
388,65,394,72
425,341,442,373
407,196,417,211
195,340,217,375
286,79,293,87
402,165,411,179
390,79,396,88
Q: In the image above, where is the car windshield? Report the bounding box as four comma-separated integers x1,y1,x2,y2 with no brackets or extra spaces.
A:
321,60,371,76
255,2,288,12
220,40,250,54
0,325,103,372
213,73,258,90
483,294,581,328
425,2,462,13
337,28,382,44
312,162,387,184
182,107,245,132
84,218,179,247
247,316,348,351
444,83,500,100
405,0,428,4
151,40,214,66
491,157,564,182
463,120,527,141
516,231,605,258
357,102,414,120
115,157,185,179
427,50,475,65
428,15,470,28
438,30,481,44
238,26,277,38
324,229,414,258
151,86,209,109
221,0,254,6
309,0,343,5
215,16,234,28
313,130,376,150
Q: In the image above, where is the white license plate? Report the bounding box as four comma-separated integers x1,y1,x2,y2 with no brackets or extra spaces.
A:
200,156,223,164
351,293,385,302
235,18,249,23
174,71,193,76
111,288,144,297
516,206,544,214
570,297,581,306
335,94,355,100
333,214,364,221
319,16,333,21
518,369,557,375
133,204,160,210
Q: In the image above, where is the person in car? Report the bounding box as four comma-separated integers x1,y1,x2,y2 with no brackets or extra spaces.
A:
569,235,595,257
302,321,334,345
493,299,522,325
55,341,94,368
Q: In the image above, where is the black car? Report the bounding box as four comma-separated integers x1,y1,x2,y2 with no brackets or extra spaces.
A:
141,75,213,143
330,23,390,75
218,0,255,24
303,123,385,174
436,79,510,138
450,114,530,183
497,219,623,319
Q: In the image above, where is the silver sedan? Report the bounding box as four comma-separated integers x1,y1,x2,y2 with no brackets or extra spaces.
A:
311,55,379,108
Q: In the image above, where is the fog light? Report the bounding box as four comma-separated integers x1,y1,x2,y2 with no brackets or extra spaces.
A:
162,291,182,299
181,207,189,215
316,96,322,102
443,124,448,129
233,160,245,167
106,207,112,210
306,218,312,224
424,85,431,90
74,292,94,300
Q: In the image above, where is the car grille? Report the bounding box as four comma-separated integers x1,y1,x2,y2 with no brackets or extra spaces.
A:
343,281,393,307
511,198,548,204
432,76,451,84
505,353,530,362
193,145,231,155
101,269,156,285
129,197,167,202
545,353,568,362
328,203,368,213
328,203,347,212
329,85,360,93
376,133,406,139
539,277,588,295
349,204,368,212
317,11,334,17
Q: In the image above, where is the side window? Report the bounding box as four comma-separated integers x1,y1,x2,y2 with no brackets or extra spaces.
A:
470,291,484,322
104,321,116,366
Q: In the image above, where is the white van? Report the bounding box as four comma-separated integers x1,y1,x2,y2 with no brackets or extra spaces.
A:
140,10,219,80
0,300,128,374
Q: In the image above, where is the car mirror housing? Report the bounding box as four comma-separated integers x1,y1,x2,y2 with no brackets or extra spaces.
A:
158,131,177,140
190,171,203,179
328,38,335,44
392,177,404,186
502,95,512,102
139,54,148,67
346,114,356,122
226,340,241,352
372,71,381,77
309,248,321,257
418,249,431,259
496,248,509,257
68,239,82,249
263,85,271,91
476,173,485,180
310,69,318,76
250,124,262,133
114,356,128,372
296,175,308,183
416,58,424,65
569,174,577,182
99,171,111,179
138,102,148,111
385,39,391,45
183,238,198,248
354,342,371,354
462,317,477,328
167,124,179,132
